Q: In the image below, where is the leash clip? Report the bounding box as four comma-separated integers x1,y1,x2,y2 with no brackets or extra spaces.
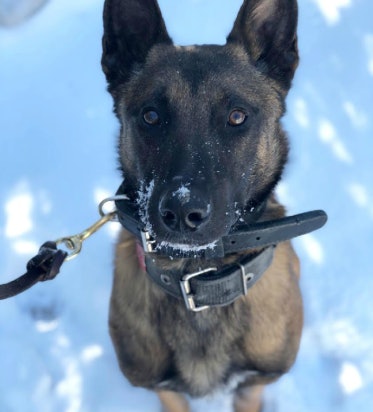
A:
56,194,129,261
56,211,116,261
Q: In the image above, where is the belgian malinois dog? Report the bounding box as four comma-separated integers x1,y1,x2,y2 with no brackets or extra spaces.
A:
102,0,303,411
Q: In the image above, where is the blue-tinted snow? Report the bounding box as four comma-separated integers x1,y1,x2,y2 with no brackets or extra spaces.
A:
0,0,372,411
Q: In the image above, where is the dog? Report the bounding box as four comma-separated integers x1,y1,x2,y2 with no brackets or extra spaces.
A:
101,0,303,411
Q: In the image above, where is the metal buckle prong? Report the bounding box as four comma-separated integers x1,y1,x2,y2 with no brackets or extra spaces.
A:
180,267,217,312
141,230,157,253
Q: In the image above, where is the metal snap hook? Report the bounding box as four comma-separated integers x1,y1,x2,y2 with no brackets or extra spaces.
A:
55,211,117,261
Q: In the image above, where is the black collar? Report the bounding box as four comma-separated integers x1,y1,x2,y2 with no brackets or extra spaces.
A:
145,246,275,311
114,181,327,311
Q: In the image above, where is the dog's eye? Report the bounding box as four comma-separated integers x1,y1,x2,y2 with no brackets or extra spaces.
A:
228,109,247,126
143,110,160,125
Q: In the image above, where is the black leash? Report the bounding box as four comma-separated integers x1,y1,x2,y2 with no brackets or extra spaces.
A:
0,242,67,300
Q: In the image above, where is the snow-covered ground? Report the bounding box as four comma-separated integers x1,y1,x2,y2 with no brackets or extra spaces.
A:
1,0,372,411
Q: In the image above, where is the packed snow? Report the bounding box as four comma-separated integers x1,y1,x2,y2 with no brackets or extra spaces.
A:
0,0,372,411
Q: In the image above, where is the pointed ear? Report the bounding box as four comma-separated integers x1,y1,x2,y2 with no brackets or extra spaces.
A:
102,0,172,89
227,0,299,90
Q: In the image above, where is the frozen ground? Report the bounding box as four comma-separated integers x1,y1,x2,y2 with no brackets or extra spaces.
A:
0,0,372,411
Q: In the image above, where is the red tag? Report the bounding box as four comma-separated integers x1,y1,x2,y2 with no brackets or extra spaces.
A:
136,242,147,272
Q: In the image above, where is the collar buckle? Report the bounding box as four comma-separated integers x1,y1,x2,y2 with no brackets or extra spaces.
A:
180,267,217,312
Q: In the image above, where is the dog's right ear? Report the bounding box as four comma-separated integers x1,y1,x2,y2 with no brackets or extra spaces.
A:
102,0,172,89
227,0,299,91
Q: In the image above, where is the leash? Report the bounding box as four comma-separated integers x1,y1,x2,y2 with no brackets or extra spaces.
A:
0,181,327,306
0,204,121,300
0,241,67,300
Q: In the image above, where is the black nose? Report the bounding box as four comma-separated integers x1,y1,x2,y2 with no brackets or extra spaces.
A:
159,190,211,232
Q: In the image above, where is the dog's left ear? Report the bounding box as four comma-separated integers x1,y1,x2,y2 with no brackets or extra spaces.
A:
102,0,172,90
227,0,299,91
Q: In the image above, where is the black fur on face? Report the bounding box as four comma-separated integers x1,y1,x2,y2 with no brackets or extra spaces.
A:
102,0,298,249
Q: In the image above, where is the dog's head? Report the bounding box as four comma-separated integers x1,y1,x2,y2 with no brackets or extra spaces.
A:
102,0,298,251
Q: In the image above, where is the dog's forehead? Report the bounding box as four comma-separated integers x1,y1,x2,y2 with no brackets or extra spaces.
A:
147,44,257,86
126,44,276,105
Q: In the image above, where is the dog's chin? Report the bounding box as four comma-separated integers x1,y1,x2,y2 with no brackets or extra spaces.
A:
155,238,219,254
149,228,217,249
148,217,234,254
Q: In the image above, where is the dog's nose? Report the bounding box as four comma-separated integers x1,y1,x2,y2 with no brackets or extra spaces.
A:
159,190,211,231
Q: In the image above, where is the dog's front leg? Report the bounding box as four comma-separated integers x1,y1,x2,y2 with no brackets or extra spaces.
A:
157,390,190,412
233,385,264,412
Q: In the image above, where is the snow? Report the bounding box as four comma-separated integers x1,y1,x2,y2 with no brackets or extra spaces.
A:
317,118,354,164
4,183,34,238
157,239,218,254
311,0,352,26
172,185,191,204
1,0,373,411
137,179,155,233
339,362,364,395
0,0,48,26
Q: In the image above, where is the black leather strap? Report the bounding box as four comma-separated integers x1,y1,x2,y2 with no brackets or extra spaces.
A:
220,210,327,255
145,246,274,310
0,242,67,300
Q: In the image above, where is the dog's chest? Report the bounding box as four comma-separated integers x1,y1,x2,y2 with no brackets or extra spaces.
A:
159,349,260,397
159,305,252,396
176,350,229,396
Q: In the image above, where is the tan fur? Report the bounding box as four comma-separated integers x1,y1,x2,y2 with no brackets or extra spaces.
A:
110,218,302,410
157,390,190,412
234,385,264,412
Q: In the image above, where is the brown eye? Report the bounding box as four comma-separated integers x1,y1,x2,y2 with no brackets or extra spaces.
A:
143,110,160,125
228,109,247,126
